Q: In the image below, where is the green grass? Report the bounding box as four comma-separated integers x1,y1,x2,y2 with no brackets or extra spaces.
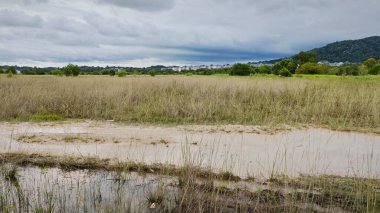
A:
12,113,63,122
63,135,80,143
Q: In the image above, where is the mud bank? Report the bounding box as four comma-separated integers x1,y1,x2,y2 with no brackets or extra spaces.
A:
0,121,379,179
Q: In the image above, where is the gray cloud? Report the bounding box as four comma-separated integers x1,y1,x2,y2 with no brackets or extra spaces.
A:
0,9,43,27
0,0,379,67
96,0,175,12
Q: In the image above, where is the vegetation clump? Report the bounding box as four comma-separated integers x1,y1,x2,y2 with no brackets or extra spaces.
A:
116,69,128,77
229,63,254,76
1,166,18,182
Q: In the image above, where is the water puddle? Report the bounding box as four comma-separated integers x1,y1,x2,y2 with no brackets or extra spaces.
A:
0,165,356,212
0,122,379,179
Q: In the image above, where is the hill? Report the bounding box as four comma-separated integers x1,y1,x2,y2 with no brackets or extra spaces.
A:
310,36,380,62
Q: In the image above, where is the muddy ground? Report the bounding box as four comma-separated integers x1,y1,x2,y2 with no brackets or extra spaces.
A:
0,121,379,179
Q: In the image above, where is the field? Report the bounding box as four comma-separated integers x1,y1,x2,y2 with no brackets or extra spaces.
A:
0,75,379,212
1,75,379,132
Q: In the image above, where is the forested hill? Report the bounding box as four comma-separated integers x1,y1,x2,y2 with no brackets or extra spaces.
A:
310,36,380,62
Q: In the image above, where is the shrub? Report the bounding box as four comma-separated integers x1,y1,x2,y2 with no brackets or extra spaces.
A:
229,63,254,76
63,64,80,76
148,70,156,77
256,65,272,74
101,69,116,76
369,64,380,75
132,70,141,75
117,69,128,77
50,70,64,76
337,64,360,76
296,63,327,74
279,68,292,77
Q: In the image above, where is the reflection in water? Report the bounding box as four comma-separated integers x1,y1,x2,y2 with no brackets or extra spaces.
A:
0,166,178,212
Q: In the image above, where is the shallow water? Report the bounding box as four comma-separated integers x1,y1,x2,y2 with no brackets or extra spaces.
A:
0,122,379,179
0,166,178,212
1,165,358,213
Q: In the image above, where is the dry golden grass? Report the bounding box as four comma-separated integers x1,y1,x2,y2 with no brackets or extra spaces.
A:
0,75,379,131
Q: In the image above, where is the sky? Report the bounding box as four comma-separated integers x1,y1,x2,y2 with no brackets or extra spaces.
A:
0,0,379,67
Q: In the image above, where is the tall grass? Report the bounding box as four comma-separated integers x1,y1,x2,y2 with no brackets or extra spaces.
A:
0,75,379,131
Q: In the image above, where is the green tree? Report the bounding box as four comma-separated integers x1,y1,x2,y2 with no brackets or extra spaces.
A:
369,64,380,75
296,63,327,74
63,64,80,76
272,59,297,75
364,58,378,69
294,51,317,65
6,66,17,74
229,63,254,76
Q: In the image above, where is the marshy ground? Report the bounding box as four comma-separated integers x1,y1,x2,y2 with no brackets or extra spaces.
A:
0,75,379,212
1,121,379,179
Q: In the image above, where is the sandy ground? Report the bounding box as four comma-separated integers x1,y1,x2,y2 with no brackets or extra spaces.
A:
0,121,379,179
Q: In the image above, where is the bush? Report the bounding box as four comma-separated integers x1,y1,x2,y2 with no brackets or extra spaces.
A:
197,68,214,75
256,65,272,74
279,68,292,77
101,69,116,76
148,70,156,77
369,64,380,75
50,69,64,76
117,69,128,77
63,64,80,76
229,63,254,76
337,64,360,76
296,63,327,74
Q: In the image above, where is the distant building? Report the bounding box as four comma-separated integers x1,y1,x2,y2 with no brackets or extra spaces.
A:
318,61,344,66
165,63,232,72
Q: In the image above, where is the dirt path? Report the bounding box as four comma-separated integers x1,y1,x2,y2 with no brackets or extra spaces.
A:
1,121,379,179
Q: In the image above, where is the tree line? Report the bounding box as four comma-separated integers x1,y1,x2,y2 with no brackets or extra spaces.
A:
1,52,379,77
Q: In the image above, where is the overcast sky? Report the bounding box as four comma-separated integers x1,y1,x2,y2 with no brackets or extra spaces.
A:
0,0,379,67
